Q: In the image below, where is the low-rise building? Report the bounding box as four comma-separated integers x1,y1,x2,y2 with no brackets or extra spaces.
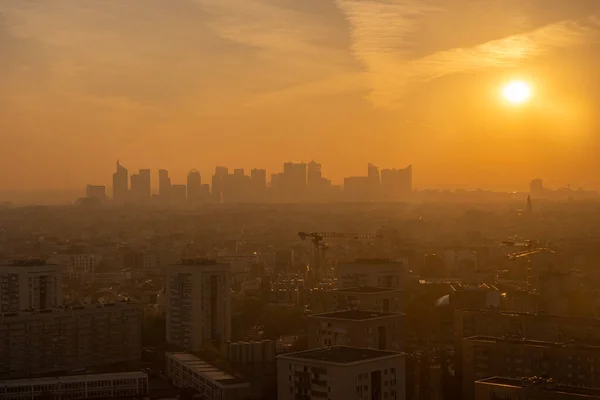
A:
0,371,148,400
307,310,404,351
165,352,249,400
475,376,600,400
277,346,406,400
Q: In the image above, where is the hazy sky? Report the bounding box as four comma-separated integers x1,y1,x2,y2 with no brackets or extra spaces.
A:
1,0,600,190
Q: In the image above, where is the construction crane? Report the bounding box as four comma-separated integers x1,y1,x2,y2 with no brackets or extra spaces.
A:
298,231,383,280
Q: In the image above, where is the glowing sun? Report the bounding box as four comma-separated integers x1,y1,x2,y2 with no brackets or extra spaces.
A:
503,80,532,104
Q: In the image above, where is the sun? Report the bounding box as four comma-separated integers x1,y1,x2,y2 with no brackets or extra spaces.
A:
502,80,532,104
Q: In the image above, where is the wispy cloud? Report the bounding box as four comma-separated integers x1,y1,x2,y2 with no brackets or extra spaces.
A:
337,0,600,108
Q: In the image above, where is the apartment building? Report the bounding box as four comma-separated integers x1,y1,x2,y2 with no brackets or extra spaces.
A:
311,286,404,314
475,376,600,400
335,259,414,289
0,259,63,312
166,352,249,400
166,259,231,352
277,346,406,400
0,371,148,400
307,310,404,351
462,336,600,400
0,302,142,379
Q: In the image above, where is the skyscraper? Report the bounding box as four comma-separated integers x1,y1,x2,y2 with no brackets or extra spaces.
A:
112,160,129,202
381,165,412,200
131,169,151,202
307,161,322,187
368,163,380,185
251,169,267,190
158,169,171,202
212,166,228,202
166,259,231,351
187,170,202,204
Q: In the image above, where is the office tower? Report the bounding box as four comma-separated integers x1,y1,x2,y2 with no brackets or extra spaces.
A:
336,258,412,289
311,286,404,314
530,178,544,196
0,302,143,379
212,166,229,202
158,169,172,202
86,185,107,201
307,161,322,186
277,347,406,400
307,310,404,351
0,372,149,399
112,160,129,202
344,176,372,201
281,162,307,195
251,169,267,201
166,353,250,399
368,163,381,185
187,170,202,204
475,376,600,400
0,259,63,312
381,165,412,200
130,169,151,202
166,259,231,352
462,336,600,400
171,184,187,205
234,168,244,177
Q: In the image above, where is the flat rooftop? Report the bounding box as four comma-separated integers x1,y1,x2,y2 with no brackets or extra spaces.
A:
167,353,247,387
334,286,399,294
478,377,600,398
309,310,399,320
280,346,401,364
1,259,58,267
466,336,600,351
0,371,146,387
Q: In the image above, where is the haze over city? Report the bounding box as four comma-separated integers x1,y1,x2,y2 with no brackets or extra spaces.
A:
2,0,600,197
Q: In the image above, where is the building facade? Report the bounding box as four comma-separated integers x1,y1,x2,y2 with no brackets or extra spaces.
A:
311,286,404,314
0,302,142,379
277,346,406,400
462,336,600,400
336,259,412,289
475,376,600,400
166,259,231,352
0,259,63,312
166,352,249,400
307,310,404,352
0,371,148,400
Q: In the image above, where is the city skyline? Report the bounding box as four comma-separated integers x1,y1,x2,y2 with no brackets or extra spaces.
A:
2,1,600,191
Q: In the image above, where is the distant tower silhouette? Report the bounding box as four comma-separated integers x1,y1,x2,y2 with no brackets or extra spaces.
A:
526,195,533,213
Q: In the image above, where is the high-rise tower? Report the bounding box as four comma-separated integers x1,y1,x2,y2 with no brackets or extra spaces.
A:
112,160,129,202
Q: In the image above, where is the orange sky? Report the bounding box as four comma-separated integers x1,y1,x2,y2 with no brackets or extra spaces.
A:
1,0,600,191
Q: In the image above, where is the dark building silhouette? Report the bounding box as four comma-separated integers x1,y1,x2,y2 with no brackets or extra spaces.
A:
187,170,202,204
212,166,228,202
171,184,187,205
130,169,151,203
86,185,106,201
158,169,171,202
381,165,412,200
112,160,129,202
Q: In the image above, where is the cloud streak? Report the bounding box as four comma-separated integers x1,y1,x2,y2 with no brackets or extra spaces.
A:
337,0,600,108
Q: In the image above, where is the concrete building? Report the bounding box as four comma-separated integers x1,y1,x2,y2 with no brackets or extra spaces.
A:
307,310,404,351
0,259,63,312
187,170,203,204
336,259,412,289
277,346,406,400
158,169,172,202
54,254,97,284
166,259,231,352
462,336,600,400
112,160,129,202
454,309,600,351
475,376,600,400
0,371,148,400
166,352,249,400
0,302,142,379
380,166,412,200
311,286,404,314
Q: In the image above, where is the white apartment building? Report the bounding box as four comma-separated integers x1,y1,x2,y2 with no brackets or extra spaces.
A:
277,346,406,400
0,371,148,400
166,259,231,352
0,259,63,312
166,352,249,400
